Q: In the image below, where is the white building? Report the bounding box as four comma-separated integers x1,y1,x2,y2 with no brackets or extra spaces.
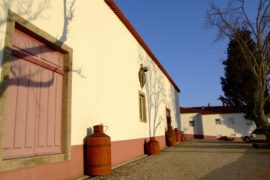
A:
180,106,256,141
0,0,180,179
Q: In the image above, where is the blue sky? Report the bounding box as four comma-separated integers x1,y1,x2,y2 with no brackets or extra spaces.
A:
114,0,256,107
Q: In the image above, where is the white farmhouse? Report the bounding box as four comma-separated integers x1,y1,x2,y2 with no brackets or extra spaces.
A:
0,0,180,179
180,106,256,141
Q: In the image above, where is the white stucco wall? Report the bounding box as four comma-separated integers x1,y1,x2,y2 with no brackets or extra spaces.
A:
201,113,256,137
0,0,180,145
180,112,256,138
180,113,203,135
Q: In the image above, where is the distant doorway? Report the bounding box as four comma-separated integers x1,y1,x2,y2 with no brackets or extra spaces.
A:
166,109,172,129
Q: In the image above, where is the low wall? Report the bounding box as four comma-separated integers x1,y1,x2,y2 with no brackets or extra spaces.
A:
184,134,242,142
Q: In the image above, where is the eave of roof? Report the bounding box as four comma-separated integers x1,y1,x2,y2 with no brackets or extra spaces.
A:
180,106,244,115
104,0,180,92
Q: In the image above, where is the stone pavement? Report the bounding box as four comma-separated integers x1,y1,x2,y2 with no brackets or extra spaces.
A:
88,140,270,180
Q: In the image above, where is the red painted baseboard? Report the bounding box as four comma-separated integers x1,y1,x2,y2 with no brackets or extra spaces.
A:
111,135,165,166
0,136,166,179
0,145,84,180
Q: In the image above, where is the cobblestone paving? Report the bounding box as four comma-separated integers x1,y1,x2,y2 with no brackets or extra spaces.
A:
89,140,270,180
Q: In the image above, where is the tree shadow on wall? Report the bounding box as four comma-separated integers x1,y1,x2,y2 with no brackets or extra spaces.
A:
0,0,50,27
83,127,93,175
0,0,81,99
138,49,166,138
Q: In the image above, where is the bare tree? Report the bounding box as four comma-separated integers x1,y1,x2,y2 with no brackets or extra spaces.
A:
207,0,270,142
138,50,166,137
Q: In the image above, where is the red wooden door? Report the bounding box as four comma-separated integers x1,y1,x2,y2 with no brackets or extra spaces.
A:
2,28,64,159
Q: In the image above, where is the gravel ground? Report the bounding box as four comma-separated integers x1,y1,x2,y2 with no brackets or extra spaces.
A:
88,140,270,180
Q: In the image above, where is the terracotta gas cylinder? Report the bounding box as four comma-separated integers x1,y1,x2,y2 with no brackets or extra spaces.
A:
86,125,111,176
181,133,185,142
166,127,177,146
181,136,185,141
147,137,160,155
174,128,181,142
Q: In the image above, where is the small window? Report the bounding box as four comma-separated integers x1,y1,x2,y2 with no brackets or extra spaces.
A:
215,118,222,125
189,121,195,127
166,109,172,128
228,117,234,124
139,93,147,122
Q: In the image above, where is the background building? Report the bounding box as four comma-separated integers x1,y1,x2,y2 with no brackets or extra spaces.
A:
180,106,256,141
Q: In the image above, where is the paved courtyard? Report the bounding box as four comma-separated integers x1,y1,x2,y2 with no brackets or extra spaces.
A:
89,140,270,180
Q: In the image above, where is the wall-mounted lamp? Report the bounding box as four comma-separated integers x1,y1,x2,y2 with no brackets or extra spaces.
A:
138,64,148,88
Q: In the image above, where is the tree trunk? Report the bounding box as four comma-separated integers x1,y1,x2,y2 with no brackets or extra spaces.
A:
256,106,270,144
253,73,270,143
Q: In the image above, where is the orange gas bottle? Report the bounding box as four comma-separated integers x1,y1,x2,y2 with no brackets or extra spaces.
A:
166,127,177,146
174,128,181,142
147,137,160,155
86,125,111,176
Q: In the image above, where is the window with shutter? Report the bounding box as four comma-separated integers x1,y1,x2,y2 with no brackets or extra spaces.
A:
139,92,147,122
2,28,64,159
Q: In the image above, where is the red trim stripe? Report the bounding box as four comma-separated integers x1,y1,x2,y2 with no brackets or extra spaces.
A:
180,106,244,115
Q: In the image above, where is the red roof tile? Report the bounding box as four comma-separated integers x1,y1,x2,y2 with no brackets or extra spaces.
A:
180,106,244,115
104,0,180,92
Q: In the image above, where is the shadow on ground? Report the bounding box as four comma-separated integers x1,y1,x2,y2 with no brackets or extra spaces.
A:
175,140,270,180
200,143,270,179
88,140,270,180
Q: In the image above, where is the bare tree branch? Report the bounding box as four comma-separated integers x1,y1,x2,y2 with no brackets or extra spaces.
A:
207,0,270,141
